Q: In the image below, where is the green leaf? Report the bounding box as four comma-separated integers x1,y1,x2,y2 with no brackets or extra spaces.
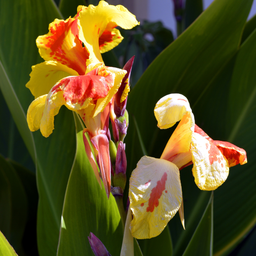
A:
9,160,39,255
57,114,123,256
0,232,18,256
59,0,86,19
182,193,213,256
0,1,77,255
0,155,28,254
213,25,256,256
138,226,173,256
241,14,256,43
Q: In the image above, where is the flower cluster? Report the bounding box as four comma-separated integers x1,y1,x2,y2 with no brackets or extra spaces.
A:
26,1,139,197
129,93,247,239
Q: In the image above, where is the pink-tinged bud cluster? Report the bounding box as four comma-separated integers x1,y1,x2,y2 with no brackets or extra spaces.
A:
172,0,184,22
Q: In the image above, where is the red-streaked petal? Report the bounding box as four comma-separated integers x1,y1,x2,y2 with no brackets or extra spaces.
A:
91,133,111,197
26,61,78,98
37,18,89,75
191,133,229,190
83,131,101,187
213,140,247,167
194,124,213,142
129,156,182,239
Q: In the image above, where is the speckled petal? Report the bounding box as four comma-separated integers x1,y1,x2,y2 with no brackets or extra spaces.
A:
154,93,195,129
191,133,229,190
129,156,182,239
26,61,78,98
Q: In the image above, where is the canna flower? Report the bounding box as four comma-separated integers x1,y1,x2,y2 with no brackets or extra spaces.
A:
129,93,247,239
26,1,139,138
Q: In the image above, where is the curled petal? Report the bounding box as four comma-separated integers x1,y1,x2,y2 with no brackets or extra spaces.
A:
26,61,78,98
129,156,182,239
78,1,139,64
213,141,247,167
154,93,195,129
191,133,229,190
27,95,47,132
37,17,89,75
161,111,193,169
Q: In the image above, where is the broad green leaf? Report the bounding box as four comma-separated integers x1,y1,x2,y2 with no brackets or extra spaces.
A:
57,114,123,256
0,1,76,255
0,160,12,239
229,226,256,256
242,14,256,43
59,0,86,19
213,25,256,256
182,193,213,256
0,155,28,254
138,226,173,256
9,160,39,256
0,232,18,256
0,62,35,162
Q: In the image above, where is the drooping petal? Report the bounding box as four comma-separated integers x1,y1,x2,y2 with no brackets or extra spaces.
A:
214,141,247,167
154,93,195,129
129,156,182,239
191,133,229,191
27,95,47,132
91,133,111,197
26,61,78,98
195,125,247,167
161,111,193,169
78,1,139,64
37,17,89,75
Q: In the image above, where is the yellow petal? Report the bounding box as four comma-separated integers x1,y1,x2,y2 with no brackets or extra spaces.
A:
40,90,66,137
161,111,193,169
26,61,78,98
154,93,195,129
93,67,126,117
191,133,229,190
27,95,47,132
78,1,139,64
129,156,182,239
37,18,89,75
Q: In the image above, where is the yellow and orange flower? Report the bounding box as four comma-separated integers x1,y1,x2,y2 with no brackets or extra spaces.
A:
26,1,139,137
129,93,247,239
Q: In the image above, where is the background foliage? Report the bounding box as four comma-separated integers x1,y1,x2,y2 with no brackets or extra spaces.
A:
0,0,256,255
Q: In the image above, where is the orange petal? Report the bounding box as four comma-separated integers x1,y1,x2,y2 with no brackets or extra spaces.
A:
213,140,247,167
37,17,89,75
129,156,182,239
161,111,193,169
